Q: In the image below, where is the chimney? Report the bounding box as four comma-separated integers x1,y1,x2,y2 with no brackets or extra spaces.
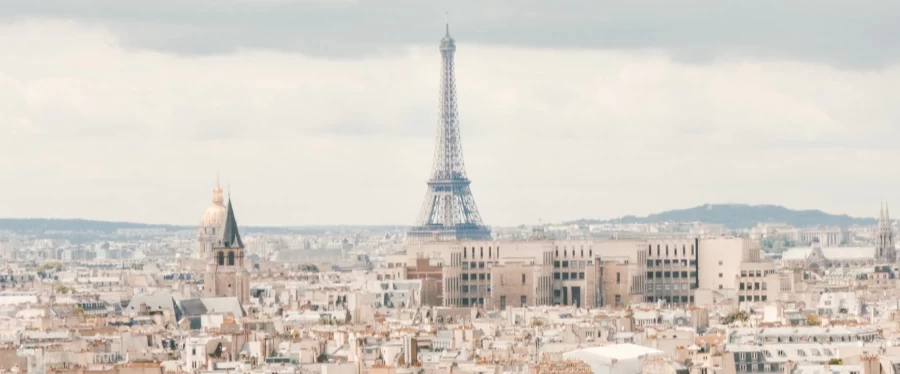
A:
860,354,880,374
783,360,797,374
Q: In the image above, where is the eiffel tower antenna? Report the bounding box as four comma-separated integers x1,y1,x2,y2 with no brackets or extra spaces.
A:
407,20,491,243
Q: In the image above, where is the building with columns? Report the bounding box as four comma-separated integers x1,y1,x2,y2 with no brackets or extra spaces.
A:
198,180,227,260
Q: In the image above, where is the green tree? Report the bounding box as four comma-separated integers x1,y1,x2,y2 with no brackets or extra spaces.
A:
827,358,843,365
300,264,319,272
56,285,73,294
722,310,749,324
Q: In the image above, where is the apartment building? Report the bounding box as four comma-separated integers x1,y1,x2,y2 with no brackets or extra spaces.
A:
643,238,699,304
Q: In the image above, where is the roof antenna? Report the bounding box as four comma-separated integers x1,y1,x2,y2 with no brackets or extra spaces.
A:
445,11,449,35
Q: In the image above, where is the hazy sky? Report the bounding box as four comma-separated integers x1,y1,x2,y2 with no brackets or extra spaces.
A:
1,1,899,226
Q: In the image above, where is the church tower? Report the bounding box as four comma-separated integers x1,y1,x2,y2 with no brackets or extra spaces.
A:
875,203,896,263
204,195,250,305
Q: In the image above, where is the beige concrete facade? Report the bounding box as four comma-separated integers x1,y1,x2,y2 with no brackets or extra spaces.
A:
488,262,542,309
736,261,781,303
405,236,767,309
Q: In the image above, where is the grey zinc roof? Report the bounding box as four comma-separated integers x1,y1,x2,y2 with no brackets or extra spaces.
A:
180,299,208,317
221,199,244,249
180,297,245,317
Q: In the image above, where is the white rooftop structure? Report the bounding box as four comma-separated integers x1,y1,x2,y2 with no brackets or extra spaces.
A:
562,343,664,374
817,292,863,316
794,365,864,374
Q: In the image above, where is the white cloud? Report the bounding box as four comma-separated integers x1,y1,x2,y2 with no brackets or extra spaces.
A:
0,19,898,226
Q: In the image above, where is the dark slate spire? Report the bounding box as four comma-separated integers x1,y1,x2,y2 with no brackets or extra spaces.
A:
221,197,244,249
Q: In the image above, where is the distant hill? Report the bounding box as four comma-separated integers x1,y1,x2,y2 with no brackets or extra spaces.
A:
571,204,876,229
0,218,404,234
0,218,190,233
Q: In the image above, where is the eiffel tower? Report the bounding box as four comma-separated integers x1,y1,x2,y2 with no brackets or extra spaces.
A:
407,22,491,243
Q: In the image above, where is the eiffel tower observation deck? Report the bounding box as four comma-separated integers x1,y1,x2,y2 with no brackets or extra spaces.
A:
407,22,492,244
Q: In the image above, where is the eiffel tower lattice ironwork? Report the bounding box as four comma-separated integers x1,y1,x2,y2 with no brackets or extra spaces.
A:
408,22,491,243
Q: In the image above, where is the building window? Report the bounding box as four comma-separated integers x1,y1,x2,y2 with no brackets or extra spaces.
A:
616,272,621,284
462,274,468,281
579,272,585,279
521,295,527,306
719,261,723,265
719,273,723,278
463,247,467,258
522,274,526,284
228,251,235,266
217,252,224,266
